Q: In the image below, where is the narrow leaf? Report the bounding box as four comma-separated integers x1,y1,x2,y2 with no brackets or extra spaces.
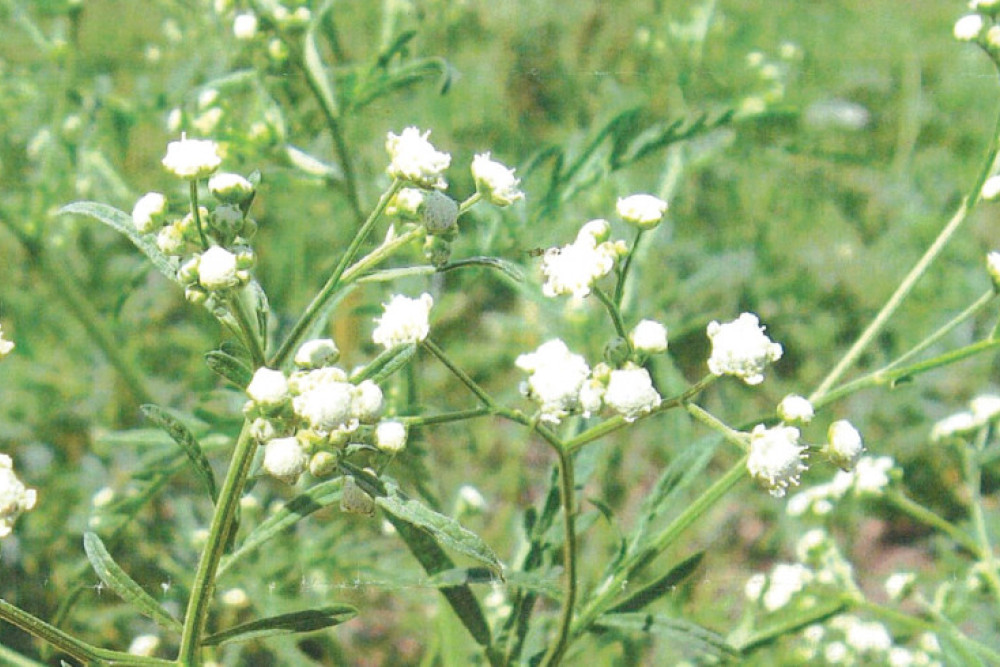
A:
82,532,182,634
376,478,503,575
593,612,737,659
303,0,339,119
59,202,179,281
205,349,254,388
140,405,218,503
201,605,357,646
219,478,344,576
609,552,704,614
437,256,525,282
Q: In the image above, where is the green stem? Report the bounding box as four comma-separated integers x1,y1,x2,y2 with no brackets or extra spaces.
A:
810,91,1000,404
401,407,492,427
0,599,171,665
572,456,747,637
564,374,717,453
884,490,981,556
540,446,578,667
459,191,482,215
614,228,644,307
190,180,209,250
593,286,629,342
963,442,1000,617
422,338,497,409
685,403,749,452
177,422,256,663
226,287,266,367
270,180,403,368
340,224,426,285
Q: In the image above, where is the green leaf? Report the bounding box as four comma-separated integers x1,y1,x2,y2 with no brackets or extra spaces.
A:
593,612,737,660
351,343,417,384
201,605,357,646
376,478,503,575
608,552,704,614
205,349,254,388
140,405,218,504
437,256,525,283
303,0,339,119
218,478,344,576
82,532,183,634
58,201,179,281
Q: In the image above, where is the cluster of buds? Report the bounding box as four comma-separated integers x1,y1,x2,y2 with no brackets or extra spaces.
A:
384,127,524,267
244,337,408,485
954,2,1000,50
131,136,259,306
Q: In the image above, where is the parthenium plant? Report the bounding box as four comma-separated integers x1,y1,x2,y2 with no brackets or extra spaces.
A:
4,1,1000,665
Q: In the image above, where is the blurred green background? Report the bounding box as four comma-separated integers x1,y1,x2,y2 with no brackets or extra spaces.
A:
2,0,999,663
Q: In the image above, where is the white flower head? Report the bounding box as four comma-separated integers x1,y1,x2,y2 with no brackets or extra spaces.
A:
372,293,434,350
954,13,985,41
246,367,290,409
885,572,915,602
604,365,661,421
292,381,355,432
387,187,425,219
845,620,892,653
970,393,1000,424
162,135,222,180
744,573,766,602
762,562,813,611
386,127,451,189
630,319,668,354
233,12,259,40
131,192,168,234
706,313,783,385
128,634,160,657
457,484,486,513
471,152,524,206
930,411,976,442
198,246,240,291
747,424,807,497
0,454,37,538
578,378,606,417
825,420,865,470
0,324,14,359
294,338,340,369
616,193,667,230
351,380,384,422
375,421,407,453
777,394,814,424
541,220,625,298
515,339,591,423
262,436,308,484
983,177,1000,201
208,172,254,204
852,455,894,495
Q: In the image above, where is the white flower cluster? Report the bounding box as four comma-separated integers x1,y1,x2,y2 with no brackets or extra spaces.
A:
541,219,627,299
616,193,667,230
471,153,524,207
955,4,1000,48
786,455,896,517
707,313,783,385
0,324,13,359
796,619,939,665
516,338,663,424
744,562,813,612
161,135,222,180
0,454,37,538
386,127,451,189
746,424,808,497
372,293,434,350
244,338,406,484
930,393,1000,442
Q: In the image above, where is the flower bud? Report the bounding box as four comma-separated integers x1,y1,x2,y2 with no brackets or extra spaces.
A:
198,246,240,291
132,192,168,234
309,451,339,478
421,190,459,234
616,194,667,230
825,420,864,471
629,319,668,355
246,367,290,410
603,336,631,366
156,222,186,255
177,256,201,285
375,420,407,453
262,436,308,484
209,172,255,204
295,338,340,369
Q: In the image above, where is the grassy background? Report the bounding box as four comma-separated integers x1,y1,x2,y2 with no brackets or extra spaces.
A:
2,0,999,663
